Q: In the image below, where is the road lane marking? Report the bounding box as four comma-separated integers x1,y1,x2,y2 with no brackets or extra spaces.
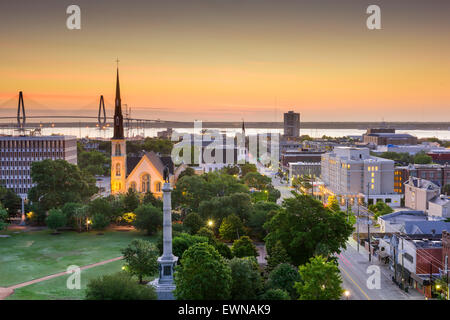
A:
339,264,371,300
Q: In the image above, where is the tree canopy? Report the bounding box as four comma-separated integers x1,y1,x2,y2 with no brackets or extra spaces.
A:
264,194,353,266
294,256,343,300
174,242,232,300
28,159,98,211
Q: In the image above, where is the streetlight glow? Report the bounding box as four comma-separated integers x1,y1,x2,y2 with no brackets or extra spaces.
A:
207,220,214,227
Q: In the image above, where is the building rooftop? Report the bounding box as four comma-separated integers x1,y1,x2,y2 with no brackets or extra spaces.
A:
403,220,450,235
404,177,440,191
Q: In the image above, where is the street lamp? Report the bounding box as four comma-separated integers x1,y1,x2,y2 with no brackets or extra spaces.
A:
344,290,350,300
207,220,214,228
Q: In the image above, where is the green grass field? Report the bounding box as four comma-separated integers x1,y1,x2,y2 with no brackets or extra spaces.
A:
6,260,126,300
0,229,155,287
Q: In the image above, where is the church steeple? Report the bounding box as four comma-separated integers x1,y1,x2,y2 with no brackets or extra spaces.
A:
113,66,124,139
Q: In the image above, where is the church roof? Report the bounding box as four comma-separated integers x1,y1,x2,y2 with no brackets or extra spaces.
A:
126,151,174,177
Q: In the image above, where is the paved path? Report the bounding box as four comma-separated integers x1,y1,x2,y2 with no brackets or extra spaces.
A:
0,256,123,300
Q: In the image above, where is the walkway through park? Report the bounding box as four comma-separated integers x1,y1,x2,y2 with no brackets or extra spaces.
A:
0,256,123,300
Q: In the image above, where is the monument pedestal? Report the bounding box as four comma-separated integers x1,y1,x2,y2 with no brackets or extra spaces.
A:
148,182,178,300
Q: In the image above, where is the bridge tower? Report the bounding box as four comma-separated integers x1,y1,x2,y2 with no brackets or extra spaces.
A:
17,91,26,130
98,95,106,127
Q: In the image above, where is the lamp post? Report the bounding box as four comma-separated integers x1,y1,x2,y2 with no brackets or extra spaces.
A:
344,290,350,300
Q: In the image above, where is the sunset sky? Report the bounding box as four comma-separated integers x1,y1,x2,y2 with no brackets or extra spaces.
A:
1,0,450,122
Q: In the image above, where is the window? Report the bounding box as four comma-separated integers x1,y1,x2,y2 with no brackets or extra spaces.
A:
371,184,374,190
115,144,121,156
116,163,121,176
130,181,136,191
156,182,161,192
141,174,150,193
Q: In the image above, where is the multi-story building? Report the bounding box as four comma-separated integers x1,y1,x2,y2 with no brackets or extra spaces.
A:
283,111,300,138
427,149,450,165
281,150,325,168
288,162,321,183
394,164,450,194
0,135,77,198
404,177,440,212
363,128,418,146
321,147,401,206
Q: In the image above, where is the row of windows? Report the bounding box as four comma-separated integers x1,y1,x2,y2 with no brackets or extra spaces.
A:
1,170,31,176
0,140,66,149
0,152,64,158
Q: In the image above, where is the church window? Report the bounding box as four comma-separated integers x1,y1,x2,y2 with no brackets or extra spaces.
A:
115,144,121,156
141,174,150,193
156,182,161,192
130,181,137,191
116,163,121,176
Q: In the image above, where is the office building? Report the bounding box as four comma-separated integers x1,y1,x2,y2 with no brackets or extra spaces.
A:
321,147,401,207
0,135,77,198
283,111,300,138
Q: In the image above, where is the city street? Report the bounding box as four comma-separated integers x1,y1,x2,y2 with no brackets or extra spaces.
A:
338,238,424,300
257,163,294,204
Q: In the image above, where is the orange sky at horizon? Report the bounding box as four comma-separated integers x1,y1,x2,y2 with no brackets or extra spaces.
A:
1,0,450,122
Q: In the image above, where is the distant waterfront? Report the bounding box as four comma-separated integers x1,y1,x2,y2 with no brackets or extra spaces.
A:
1,126,449,140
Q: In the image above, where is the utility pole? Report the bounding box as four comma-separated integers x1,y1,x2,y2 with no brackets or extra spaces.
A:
356,203,360,252
401,237,405,289
346,198,349,223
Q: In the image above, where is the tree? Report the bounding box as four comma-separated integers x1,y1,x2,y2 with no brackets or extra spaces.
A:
267,263,301,299
223,165,240,176
0,187,21,217
85,272,157,300
231,236,258,258
78,150,109,176
91,213,110,230
174,242,232,300
28,159,98,211
183,212,204,234
326,195,341,213
172,233,209,258
219,214,245,241
213,240,233,259
266,240,291,273
239,163,257,177
294,255,343,300
122,239,159,283
123,188,140,213
0,206,9,230
133,204,163,235
61,202,84,228
369,200,394,220
243,172,271,190
198,193,252,225
414,151,432,164
264,194,353,266
88,197,113,220
45,208,67,232
178,167,196,180
442,184,450,196
267,186,281,203
197,227,215,241
260,288,290,300
142,191,163,209
228,257,263,300
247,201,279,240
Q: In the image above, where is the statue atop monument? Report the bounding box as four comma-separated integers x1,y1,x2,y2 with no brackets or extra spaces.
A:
163,165,170,183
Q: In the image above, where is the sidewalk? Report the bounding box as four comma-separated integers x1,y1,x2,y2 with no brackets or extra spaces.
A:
345,238,424,300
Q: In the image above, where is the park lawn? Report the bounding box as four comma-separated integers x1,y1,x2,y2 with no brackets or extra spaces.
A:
6,259,126,300
0,229,155,287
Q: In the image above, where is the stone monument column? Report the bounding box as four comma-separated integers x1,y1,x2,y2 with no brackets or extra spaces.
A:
149,181,178,300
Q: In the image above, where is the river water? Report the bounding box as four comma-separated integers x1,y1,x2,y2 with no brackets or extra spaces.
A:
1,127,449,140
